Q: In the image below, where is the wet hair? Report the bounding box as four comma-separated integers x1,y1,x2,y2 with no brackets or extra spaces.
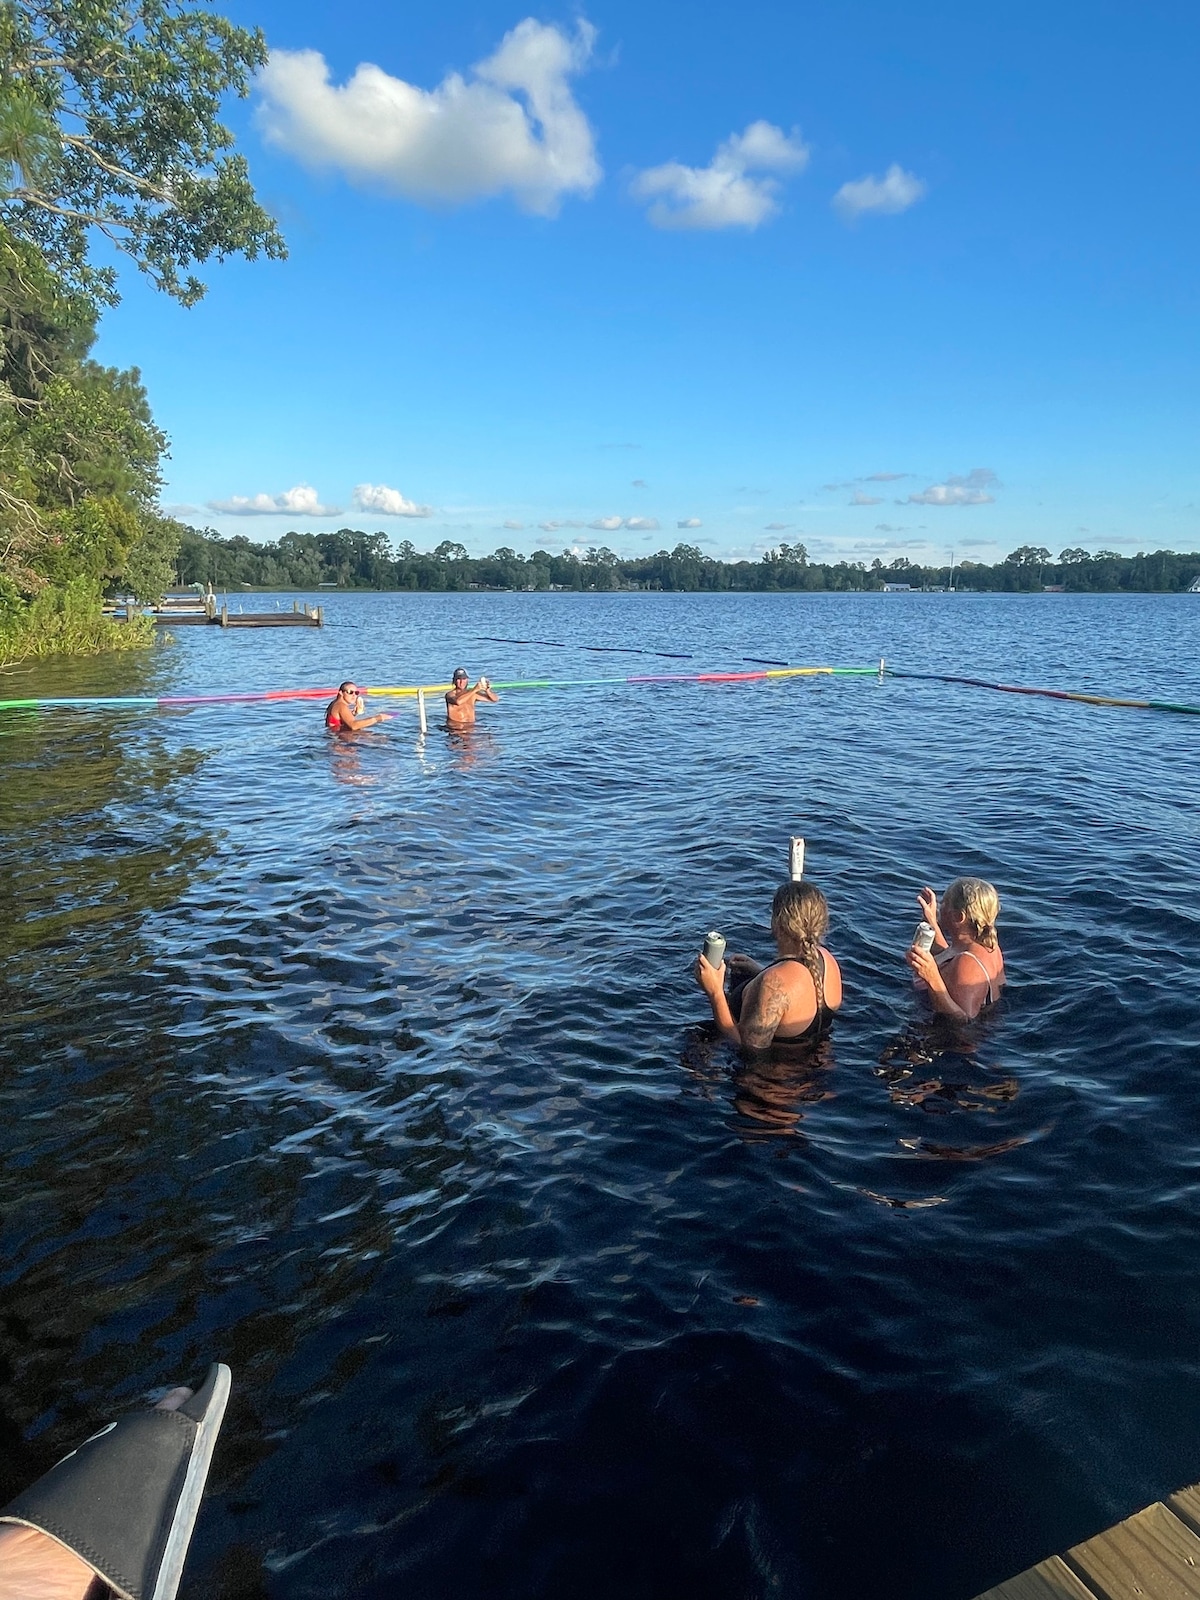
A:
942,876,1000,950
452,666,469,681
338,681,357,694
770,880,830,1010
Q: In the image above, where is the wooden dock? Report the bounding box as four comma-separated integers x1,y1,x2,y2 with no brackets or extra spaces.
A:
106,597,323,628
975,1481,1200,1599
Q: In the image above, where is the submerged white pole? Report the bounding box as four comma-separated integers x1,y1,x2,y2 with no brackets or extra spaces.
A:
878,656,885,680
417,687,427,734
789,837,805,881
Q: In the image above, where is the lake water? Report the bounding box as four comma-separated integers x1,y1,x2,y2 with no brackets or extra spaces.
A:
2,591,1199,1599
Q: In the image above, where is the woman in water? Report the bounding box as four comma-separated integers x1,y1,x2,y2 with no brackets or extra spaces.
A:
695,880,842,1051
906,877,1004,1021
324,681,390,733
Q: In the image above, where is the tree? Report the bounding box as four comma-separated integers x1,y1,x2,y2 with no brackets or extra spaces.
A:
0,223,168,597
0,0,286,306
123,511,182,600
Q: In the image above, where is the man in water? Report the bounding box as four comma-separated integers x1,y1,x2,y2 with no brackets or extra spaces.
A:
324,681,390,733
444,668,499,728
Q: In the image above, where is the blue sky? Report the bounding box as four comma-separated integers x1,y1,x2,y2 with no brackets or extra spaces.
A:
93,0,1200,564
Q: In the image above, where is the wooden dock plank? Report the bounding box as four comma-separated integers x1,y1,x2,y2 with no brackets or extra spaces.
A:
973,1484,1200,1600
1167,1486,1200,1535
973,1553,1099,1600
1063,1500,1200,1599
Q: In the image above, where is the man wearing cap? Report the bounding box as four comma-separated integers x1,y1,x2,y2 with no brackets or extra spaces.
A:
444,668,499,728
325,681,390,733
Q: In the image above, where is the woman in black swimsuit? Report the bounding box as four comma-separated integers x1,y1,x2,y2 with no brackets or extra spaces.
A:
695,881,843,1051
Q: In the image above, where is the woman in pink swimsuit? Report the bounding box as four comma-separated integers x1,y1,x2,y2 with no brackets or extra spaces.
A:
905,877,1005,1022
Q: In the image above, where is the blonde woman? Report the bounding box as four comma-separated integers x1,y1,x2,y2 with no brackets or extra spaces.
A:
906,877,1005,1022
696,881,842,1051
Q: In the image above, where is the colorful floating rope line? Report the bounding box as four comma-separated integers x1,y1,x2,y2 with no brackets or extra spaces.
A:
2,663,1198,716
475,634,694,659
0,665,871,713
476,636,789,666
884,666,1200,717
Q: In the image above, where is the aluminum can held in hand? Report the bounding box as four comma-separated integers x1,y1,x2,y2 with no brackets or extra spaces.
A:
702,931,726,967
912,920,937,955
789,837,805,881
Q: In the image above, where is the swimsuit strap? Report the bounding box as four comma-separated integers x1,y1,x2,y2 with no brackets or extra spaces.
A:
943,947,994,1001
763,951,827,976
764,950,829,1009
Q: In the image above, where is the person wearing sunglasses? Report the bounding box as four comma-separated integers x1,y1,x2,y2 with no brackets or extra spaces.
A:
324,681,390,733
444,667,499,729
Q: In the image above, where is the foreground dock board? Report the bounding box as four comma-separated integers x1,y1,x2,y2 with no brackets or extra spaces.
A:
976,1483,1200,1599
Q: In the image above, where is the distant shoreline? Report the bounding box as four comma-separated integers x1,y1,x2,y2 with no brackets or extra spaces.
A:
180,584,1196,597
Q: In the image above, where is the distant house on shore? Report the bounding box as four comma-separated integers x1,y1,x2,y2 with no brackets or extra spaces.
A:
882,582,912,592
1042,583,1066,593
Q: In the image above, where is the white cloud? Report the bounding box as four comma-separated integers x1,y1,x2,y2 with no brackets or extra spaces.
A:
834,163,926,221
625,516,659,531
632,120,809,230
632,478,647,488
764,522,791,531
904,468,998,507
865,471,909,482
160,502,199,517
503,519,525,530
589,515,623,531
207,484,340,516
257,19,600,216
677,517,702,529
850,490,883,505
353,482,432,517
538,520,561,532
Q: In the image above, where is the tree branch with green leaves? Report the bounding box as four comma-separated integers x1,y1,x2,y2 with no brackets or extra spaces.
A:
0,0,286,305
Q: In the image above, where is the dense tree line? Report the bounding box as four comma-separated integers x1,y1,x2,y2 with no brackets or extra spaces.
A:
177,527,1200,595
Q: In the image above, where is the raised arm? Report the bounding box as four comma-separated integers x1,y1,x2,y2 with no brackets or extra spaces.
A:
916,886,949,951
695,953,737,1043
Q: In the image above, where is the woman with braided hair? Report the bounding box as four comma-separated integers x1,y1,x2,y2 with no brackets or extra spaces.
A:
695,881,842,1052
905,876,1005,1021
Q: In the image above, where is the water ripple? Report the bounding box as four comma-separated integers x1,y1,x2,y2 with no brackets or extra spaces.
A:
1,592,1199,1598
